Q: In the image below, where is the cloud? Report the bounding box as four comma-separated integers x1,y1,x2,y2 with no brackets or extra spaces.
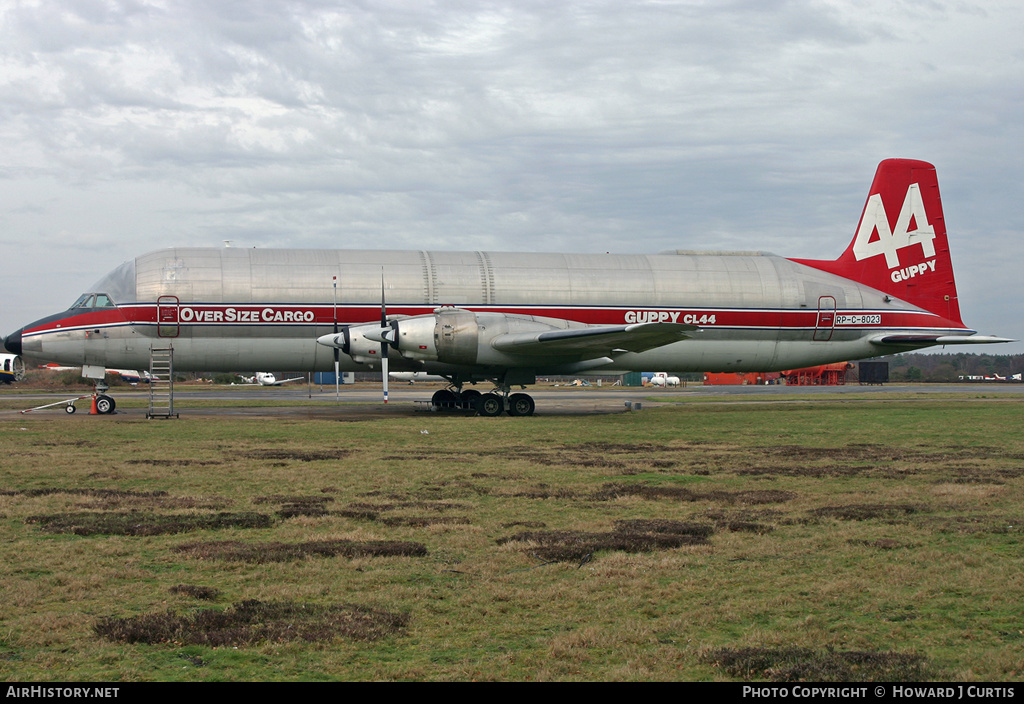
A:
1,0,1021,351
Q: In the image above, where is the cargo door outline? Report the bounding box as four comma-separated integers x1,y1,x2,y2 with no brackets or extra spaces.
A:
813,296,836,341
157,296,180,338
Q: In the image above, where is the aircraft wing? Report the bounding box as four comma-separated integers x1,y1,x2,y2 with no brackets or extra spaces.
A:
491,322,696,358
871,334,1015,346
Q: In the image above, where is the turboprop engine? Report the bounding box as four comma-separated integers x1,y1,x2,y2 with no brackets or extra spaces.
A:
317,307,596,368
382,307,481,366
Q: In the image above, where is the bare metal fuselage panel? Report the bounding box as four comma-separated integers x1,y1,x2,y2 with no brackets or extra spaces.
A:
22,247,958,374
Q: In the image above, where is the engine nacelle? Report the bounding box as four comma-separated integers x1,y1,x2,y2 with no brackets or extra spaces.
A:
334,325,387,365
325,308,583,368
334,309,479,366
386,308,479,365
388,315,442,362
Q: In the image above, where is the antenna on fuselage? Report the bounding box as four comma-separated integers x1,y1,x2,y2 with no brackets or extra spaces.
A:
333,275,339,401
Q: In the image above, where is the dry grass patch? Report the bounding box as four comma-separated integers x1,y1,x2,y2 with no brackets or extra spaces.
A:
702,646,932,682
612,519,714,536
509,487,585,500
848,538,911,550
258,496,335,519
716,520,775,534
924,515,1024,535
344,500,468,512
37,439,96,447
277,503,333,518
238,449,350,462
169,584,221,600
502,521,547,529
173,539,428,562
763,443,1010,463
282,498,472,522
509,444,680,471
413,480,491,499
252,494,335,504
0,488,168,498
78,495,231,510
26,511,273,536
94,600,409,645
379,516,471,527
729,443,1024,482
125,459,223,466
808,504,925,522
381,453,477,463
381,442,684,472
738,464,883,478
702,507,783,521
336,505,381,520
593,484,796,505
497,520,713,562
938,469,1023,485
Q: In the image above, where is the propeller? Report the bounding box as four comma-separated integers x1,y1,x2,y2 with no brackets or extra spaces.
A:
380,274,389,404
316,272,396,405
333,276,339,401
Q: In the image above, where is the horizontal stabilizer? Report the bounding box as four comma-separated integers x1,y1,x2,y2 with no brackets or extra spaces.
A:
871,334,1015,346
492,322,696,357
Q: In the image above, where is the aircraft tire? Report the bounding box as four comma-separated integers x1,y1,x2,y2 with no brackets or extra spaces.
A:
507,393,535,417
95,394,116,415
431,389,458,410
459,389,481,409
65,404,76,414
476,393,504,417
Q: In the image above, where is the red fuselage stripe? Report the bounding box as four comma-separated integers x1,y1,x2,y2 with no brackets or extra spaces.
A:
22,303,966,336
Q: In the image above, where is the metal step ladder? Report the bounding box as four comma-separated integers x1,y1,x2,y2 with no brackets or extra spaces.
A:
147,346,178,419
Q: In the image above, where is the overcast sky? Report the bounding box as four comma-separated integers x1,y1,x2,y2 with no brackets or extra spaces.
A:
2,0,1022,355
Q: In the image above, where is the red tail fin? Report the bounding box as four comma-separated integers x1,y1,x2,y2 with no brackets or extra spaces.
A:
792,159,963,326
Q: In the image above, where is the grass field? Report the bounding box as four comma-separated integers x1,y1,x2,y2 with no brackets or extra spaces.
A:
1,393,1022,681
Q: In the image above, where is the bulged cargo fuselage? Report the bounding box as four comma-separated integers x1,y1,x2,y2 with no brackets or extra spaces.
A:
8,246,968,375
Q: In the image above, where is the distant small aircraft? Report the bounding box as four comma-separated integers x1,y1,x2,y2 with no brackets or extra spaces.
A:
0,354,25,384
108,369,155,385
244,372,304,386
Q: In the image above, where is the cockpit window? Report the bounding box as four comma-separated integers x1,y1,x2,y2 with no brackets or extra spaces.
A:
70,293,116,309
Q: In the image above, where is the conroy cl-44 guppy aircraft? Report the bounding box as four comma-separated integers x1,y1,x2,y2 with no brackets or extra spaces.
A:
4,159,1010,416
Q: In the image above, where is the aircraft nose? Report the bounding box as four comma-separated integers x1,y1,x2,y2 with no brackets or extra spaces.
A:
4,329,22,356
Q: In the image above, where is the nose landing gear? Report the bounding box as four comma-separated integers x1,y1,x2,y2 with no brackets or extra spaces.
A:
92,393,116,414
90,379,117,415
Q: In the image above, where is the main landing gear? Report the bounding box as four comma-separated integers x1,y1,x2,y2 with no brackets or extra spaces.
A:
431,386,535,417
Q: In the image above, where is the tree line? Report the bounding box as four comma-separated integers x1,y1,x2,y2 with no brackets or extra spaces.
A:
867,352,1024,382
